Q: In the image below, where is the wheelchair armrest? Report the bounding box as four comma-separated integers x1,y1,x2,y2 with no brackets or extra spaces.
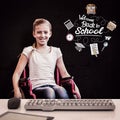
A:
61,76,73,81
60,76,81,99
19,77,36,99
19,78,28,82
19,78,28,87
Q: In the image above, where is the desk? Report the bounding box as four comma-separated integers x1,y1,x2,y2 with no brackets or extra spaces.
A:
0,99,120,120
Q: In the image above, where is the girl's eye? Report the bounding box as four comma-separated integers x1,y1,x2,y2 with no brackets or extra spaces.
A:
37,31,41,34
36,31,48,34
44,31,48,34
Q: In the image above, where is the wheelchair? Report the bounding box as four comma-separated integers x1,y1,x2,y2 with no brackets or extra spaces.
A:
18,67,81,99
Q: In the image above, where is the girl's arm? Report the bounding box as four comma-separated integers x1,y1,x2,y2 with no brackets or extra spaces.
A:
56,56,81,98
56,56,71,78
12,54,28,98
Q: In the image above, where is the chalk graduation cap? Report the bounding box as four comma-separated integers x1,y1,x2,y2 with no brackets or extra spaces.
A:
75,43,85,52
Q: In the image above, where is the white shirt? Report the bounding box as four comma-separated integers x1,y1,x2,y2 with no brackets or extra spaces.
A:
22,46,62,89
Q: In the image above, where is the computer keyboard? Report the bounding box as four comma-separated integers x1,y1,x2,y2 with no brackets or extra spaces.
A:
24,99,115,111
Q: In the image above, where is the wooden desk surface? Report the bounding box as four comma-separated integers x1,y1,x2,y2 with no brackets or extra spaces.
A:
0,99,120,120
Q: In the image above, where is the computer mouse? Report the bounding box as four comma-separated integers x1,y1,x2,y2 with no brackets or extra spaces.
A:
8,97,21,109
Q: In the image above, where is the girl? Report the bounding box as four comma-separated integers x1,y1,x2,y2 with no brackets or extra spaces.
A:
12,18,71,99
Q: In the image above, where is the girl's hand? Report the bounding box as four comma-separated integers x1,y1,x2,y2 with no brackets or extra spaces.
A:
14,89,22,98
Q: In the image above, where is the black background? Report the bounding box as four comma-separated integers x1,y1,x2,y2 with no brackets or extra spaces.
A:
0,0,119,98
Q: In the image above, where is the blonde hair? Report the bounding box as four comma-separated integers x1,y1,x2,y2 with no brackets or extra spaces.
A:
86,3,96,9
33,18,52,32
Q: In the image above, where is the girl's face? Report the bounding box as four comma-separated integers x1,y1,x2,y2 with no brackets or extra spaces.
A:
33,23,52,46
